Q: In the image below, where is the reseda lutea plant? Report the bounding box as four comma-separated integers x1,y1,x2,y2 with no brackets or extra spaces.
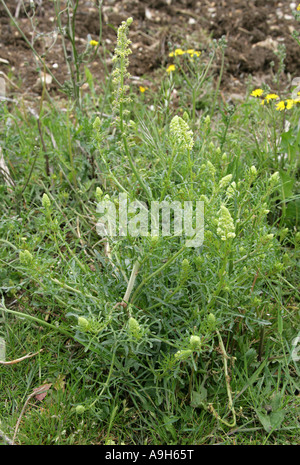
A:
83,19,291,425
2,16,298,439
82,19,291,425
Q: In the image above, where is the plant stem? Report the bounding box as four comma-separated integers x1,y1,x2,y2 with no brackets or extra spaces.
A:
206,329,236,428
0,302,73,338
122,259,141,305
160,147,177,201
210,46,225,118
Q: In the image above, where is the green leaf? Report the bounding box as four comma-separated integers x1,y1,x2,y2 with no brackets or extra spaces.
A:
191,386,207,407
278,311,283,335
256,409,285,433
256,410,272,432
162,415,177,440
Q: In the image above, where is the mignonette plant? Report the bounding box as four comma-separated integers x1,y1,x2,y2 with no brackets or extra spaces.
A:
0,10,299,445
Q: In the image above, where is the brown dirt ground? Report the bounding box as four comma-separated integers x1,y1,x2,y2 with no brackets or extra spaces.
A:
0,0,300,103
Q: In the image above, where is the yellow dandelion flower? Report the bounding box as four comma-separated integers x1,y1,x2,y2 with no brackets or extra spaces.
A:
285,99,294,109
174,48,185,56
266,93,279,101
89,39,99,46
297,3,300,11
297,91,300,96
166,64,176,73
139,86,148,93
186,49,201,57
275,100,294,111
262,93,280,105
169,48,188,57
251,88,264,97
276,101,286,111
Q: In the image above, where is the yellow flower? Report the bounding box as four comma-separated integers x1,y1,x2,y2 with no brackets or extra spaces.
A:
169,48,201,58
169,48,185,57
175,48,185,56
297,3,300,11
187,49,201,57
166,64,176,73
89,40,99,46
261,93,280,105
286,99,294,109
276,101,286,111
139,86,148,93
266,93,279,101
276,99,295,111
251,88,264,97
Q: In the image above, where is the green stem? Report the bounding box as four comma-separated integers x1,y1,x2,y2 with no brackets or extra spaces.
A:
206,329,236,428
0,239,18,251
210,47,225,118
0,302,73,338
187,148,193,194
122,259,141,305
160,147,177,201
208,242,230,309
66,103,77,189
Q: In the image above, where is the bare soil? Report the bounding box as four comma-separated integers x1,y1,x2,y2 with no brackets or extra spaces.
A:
0,0,299,101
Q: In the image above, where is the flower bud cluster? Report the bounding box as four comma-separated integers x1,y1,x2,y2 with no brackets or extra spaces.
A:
217,206,236,241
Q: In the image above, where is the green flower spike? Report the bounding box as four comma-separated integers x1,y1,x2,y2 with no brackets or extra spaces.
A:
42,193,51,209
217,206,236,241
190,335,201,350
170,115,194,151
19,250,33,265
128,317,142,340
